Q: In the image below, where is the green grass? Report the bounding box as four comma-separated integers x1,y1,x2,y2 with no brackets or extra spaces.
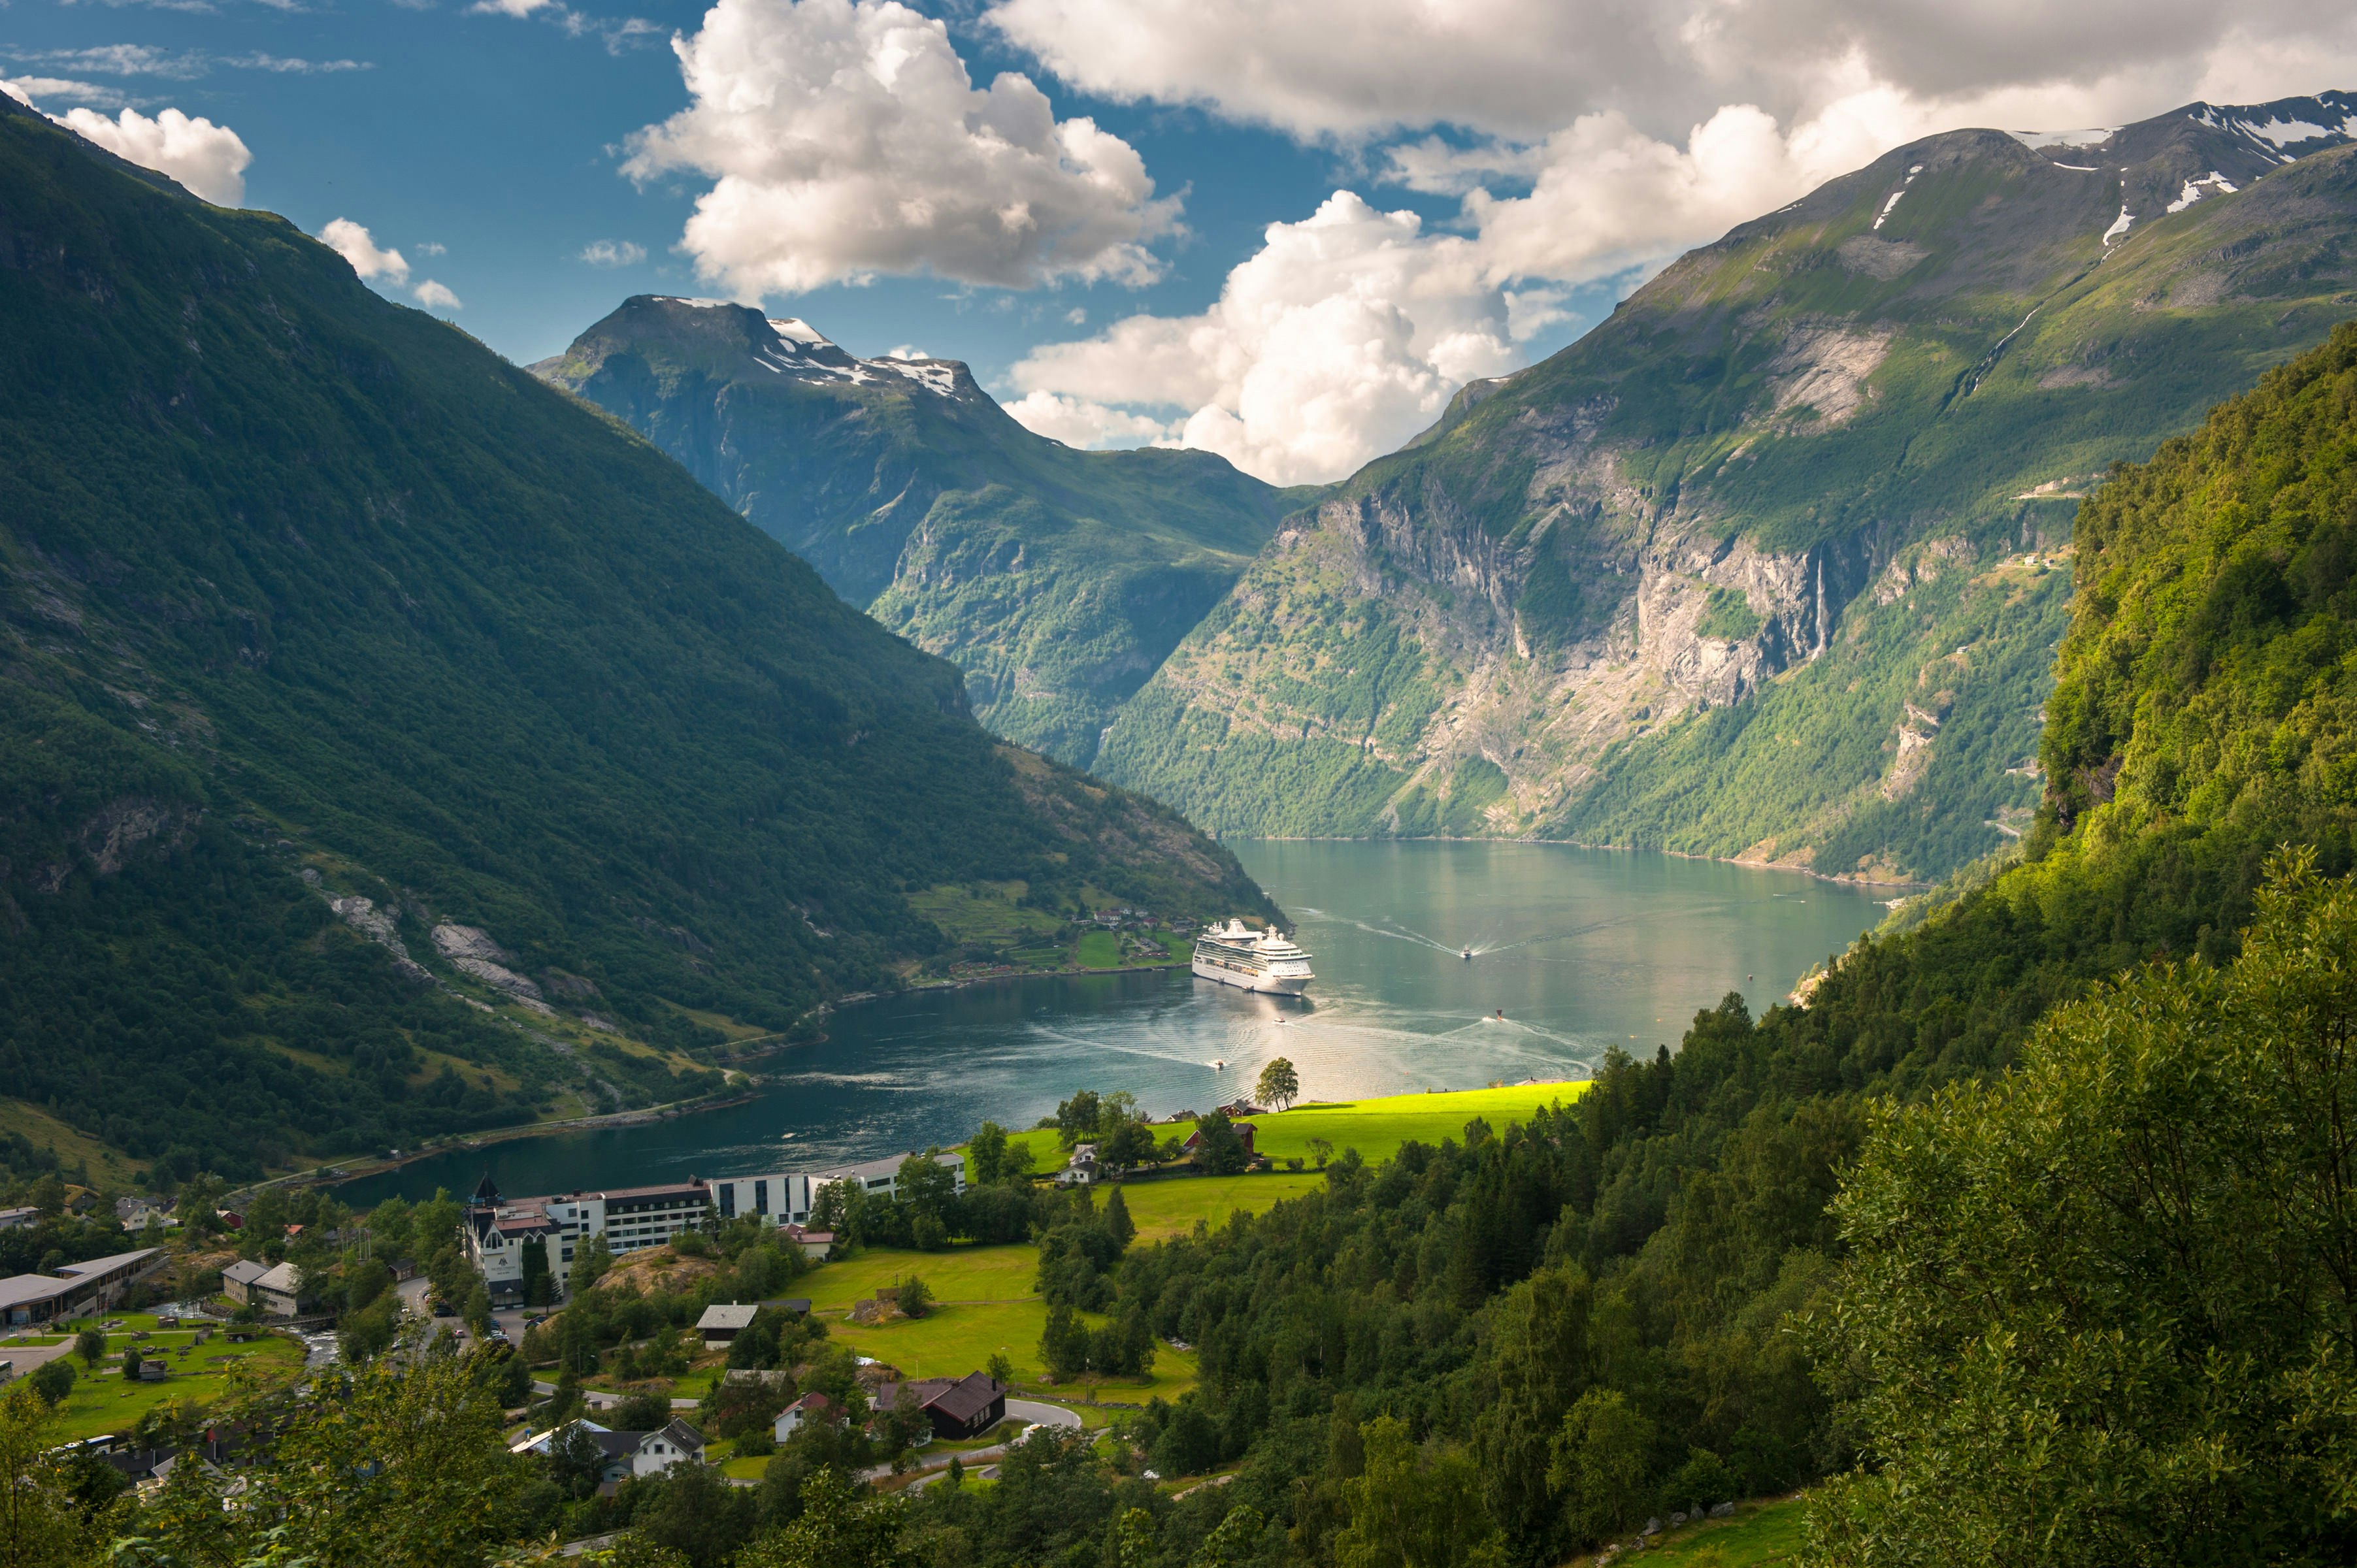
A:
800,1246,1041,1311
1116,1174,1326,1239
1075,932,1123,968
38,1332,306,1443
1006,1083,1588,1177
823,1298,1198,1405
1581,1497,1807,1566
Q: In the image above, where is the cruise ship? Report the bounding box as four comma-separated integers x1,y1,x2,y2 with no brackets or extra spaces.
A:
1191,919,1314,995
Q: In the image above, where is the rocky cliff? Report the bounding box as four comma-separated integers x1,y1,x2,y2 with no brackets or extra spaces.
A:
1098,94,2357,881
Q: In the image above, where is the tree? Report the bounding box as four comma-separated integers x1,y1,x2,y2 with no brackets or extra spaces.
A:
1190,1113,1247,1176
71,1329,103,1369
1191,1503,1266,1568
967,1123,1009,1186
1255,1058,1300,1112
1097,1116,1157,1171
23,1362,70,1409
612,1392,673,1431
1308,1137,1334,1169
0,1382,82,1568
463,1282,493,1339
519,1236,553,1308
1101,1187,1135,1250
568,1235,615,1298
628,1459,757,1568
893,1276,931,1320
1335,1416,1505,1568
1809,857,2357,1567
736,1467,912,1568
1547,1390,1654,1545
1040,1304,1090,1381
985,1351,1015,1386
1055,1092,1102,1148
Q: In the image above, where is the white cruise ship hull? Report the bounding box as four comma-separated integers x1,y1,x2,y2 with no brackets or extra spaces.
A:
1192,954,1312,995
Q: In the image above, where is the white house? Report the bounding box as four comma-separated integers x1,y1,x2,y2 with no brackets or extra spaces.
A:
510,1418,706,1482
223,1260,303,1317
1057,1144,1100,1186
773,1392,834,1443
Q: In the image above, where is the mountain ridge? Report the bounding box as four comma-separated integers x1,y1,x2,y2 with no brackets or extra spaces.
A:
534,297,1308,766
1094,92,2357,881
0,94,1272,1181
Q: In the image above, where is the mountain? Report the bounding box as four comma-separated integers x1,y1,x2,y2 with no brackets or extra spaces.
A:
0,95,1273,1183
532,298,1306,766
1096,93,2357,881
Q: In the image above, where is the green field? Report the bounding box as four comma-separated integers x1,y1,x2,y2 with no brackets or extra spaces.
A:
800,1247,1041,1311
1117,1174,1325,1239
1575,1497,1807,1567
1004,1082,1588,1175
31,1328,307,1443
823,1297,1198,1406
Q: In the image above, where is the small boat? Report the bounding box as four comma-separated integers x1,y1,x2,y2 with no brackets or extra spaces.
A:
1461,948,1473,960
1211,1059,1227,1071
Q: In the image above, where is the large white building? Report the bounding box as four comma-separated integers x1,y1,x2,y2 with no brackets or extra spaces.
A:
461,1154,964,1301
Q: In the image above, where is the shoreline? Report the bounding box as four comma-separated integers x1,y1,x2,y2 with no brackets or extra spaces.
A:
1217,832,1934,892
303,1090,763,1192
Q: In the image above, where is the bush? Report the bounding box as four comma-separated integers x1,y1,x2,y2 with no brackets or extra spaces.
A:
893,1277,932,1319
612,1392,674,1431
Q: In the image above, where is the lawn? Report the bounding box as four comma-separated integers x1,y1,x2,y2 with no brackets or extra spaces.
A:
823,1298,1198,1407
1074,932,1123,968
1116,1174,1325,1239
38,1331,307,1443
1578,1497,1808,1567
800,1247,1040,1311
1003,1083,1589,1176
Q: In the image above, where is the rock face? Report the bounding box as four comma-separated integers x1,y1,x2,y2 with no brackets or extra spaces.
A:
1098,94,2357,881
534,298,1293,767
431,923,547,1005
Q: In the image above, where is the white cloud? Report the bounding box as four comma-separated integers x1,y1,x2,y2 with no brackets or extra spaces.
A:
320,218,410,286
987,0,2357,144
1002,390,1175,448
1010,191,1535,484
413,280,463,310
0,77,128,108
622,0,1179,295
579,238,646,267
471,0,556,14
58,105,250,204
12,44,203,78
417,240,447,256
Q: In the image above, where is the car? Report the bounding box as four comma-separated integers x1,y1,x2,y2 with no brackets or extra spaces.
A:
431,1300,455,1317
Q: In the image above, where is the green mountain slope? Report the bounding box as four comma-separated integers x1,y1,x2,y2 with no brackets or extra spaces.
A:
1098,94,2357,881
532,298,1304,766
0,97,1272,1181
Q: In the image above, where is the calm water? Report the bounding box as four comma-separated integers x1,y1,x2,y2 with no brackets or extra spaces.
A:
340,842,1883,1206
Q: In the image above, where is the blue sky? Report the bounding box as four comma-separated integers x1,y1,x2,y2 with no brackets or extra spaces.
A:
6,0,2349,482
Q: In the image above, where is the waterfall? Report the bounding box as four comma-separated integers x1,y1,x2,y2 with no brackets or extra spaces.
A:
1813,558,1828,659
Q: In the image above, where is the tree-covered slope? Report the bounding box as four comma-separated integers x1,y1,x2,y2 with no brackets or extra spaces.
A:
1098,95,2357,880
533,298,1304,766
0,97,1272,1181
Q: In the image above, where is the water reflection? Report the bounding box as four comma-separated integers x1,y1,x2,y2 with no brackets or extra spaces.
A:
339,841,1882,1206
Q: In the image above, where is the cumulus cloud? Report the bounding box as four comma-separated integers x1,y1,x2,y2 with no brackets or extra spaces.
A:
1010,191,1541,484
623,0,1178,295
58,105,250,204
320,218,410,285
989,0,2357,484
987,0,2357,143
413,280,463,310
579,238,646,267
0,76,129,108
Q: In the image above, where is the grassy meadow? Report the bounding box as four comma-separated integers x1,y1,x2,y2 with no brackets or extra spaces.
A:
5,1318,309,1443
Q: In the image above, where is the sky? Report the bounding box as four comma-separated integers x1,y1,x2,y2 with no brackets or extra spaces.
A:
5,0,2356,485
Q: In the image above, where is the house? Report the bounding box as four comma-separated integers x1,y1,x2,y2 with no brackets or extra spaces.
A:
697,1302,759,1350
223,1261,303,1318
870,1372,1008,1441
773,1392,834,1443
0,1207,39,1232
1216,1100,1267,1118
510,1418,706,1483
1056,1144,1100,1187
1183,1122,1257,1158
0,1249,167,1327
780,1222,832,1262
462,1175,721,1302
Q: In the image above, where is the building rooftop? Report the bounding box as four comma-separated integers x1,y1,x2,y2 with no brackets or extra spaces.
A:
223,1260,271,1287
0,1274,77,1312
54,1249,163,1279
812,1152,961,1184
599,1183,710,1203
697,1303,760,1331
